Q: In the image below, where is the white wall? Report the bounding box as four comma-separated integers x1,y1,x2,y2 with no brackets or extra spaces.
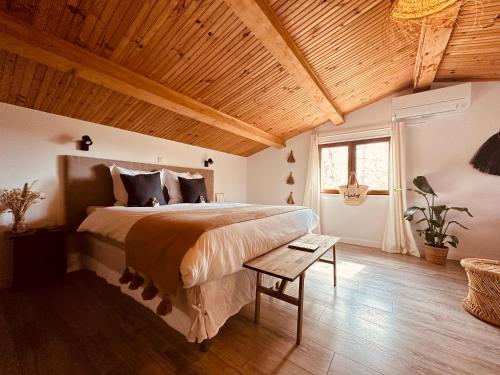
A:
404,83,500,260
248,82,500,260
0,103,247,287
247,131,311,206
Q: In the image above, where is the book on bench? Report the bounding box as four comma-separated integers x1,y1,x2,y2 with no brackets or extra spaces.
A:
287,241,319,252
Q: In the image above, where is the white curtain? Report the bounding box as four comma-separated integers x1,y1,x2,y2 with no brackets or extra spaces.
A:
303,131,321,234
382,121,419,256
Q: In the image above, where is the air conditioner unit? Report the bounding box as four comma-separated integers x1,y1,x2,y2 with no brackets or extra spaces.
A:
391,83,471,121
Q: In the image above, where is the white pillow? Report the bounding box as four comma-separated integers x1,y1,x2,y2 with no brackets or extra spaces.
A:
163,169,202,204
110,164,165,206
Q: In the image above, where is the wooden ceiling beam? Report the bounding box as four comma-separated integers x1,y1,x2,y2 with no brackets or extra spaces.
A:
224,0,344,125
413,2,462,91
0,12,285,149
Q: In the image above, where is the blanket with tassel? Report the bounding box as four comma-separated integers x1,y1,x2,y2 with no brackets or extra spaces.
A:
120,205,307,316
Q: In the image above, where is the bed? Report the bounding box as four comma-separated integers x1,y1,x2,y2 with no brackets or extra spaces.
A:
63,155,318,344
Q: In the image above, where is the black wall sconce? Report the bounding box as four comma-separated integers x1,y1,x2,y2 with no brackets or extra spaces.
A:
80,135,93,151
204,158,214,167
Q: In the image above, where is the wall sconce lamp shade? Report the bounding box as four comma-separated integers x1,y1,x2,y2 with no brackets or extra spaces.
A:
80,135,93,151
204,158,214,167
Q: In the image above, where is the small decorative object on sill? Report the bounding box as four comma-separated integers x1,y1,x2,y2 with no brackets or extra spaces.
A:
404,176,473,265
470,131,500,176
0,181,44,233
338,172,368,206
287,150,295,163
215,193,225,202
286,172,295,185
151,197,160,207
287,192,295,205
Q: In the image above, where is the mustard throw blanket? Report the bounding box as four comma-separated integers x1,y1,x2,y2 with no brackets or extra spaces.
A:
120,205,306,315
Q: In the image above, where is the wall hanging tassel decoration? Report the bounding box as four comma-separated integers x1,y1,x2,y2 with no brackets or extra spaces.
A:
287,192,295,205
287,150,296,163
470,131,500,176
286,172,295,185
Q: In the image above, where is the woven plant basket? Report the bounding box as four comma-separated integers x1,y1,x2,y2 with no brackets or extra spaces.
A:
460,258,500,327
423,244,448,265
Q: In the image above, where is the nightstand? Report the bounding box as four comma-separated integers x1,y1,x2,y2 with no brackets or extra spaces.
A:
7,227,69,290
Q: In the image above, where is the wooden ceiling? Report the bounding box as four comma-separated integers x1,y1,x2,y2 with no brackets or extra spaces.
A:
0,0,498,156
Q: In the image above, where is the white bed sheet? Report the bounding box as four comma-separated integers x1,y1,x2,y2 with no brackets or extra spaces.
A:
77,203,318,288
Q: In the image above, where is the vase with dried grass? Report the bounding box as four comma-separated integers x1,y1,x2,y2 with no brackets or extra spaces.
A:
0,182,44,233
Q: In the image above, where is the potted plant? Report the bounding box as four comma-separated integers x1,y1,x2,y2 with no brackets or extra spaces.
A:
404,176,472,265
0,182,44,233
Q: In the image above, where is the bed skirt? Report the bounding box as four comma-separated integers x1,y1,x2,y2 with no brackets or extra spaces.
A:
80,233,274,342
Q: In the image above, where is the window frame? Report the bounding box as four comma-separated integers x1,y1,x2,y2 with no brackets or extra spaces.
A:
319,137,391,195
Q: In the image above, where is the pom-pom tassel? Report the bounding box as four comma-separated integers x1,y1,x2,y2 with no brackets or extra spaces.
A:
128,273,144,290
119,268,133,284
141,282,158,300
156,298,173,316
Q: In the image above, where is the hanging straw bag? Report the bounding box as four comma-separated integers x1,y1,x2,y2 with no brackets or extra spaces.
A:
338,172,369,206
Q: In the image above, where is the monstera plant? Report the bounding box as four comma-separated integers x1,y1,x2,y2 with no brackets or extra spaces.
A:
404,176,473,265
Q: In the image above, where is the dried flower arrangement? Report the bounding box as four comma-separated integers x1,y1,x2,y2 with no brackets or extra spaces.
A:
0,182,44,233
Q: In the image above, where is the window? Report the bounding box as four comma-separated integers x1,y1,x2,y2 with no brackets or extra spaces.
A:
319,137,390,195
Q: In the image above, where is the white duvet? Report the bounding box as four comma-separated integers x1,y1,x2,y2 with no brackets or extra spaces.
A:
77,203,318,288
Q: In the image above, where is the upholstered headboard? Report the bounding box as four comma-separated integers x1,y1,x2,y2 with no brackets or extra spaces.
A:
62,155,214,229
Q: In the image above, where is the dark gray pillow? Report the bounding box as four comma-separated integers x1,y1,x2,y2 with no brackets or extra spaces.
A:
120,172,167,207
178,177,209,203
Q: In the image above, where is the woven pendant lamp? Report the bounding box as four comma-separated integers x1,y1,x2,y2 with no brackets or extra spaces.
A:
390,0,460,20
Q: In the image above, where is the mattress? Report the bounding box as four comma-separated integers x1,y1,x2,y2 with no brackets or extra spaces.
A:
77,202,319,288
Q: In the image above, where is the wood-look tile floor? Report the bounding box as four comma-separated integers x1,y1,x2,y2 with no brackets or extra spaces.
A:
1,244,499,375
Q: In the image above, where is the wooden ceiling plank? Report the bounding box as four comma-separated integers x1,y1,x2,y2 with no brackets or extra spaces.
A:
9,53,26,105
109,1,160,62
158,10,247,86
32,65,54,110
148,1,227,80
413,2,462,90
15,60,38,107
282,0,371,43
224,0,344,125
65,79,91,116
302,10,391,65
33,0,51,29
126,0,205,73
0,12,285,148
25,63,47,109
176,33,270,97
0,52,15,102
51,74,78,114
46,71,73,112
114,1,179,65
282,0,380,46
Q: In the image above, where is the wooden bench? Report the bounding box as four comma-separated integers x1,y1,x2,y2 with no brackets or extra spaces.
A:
243,234,340,345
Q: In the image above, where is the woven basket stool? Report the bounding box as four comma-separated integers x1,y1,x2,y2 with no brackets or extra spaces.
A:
460,258,500,326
